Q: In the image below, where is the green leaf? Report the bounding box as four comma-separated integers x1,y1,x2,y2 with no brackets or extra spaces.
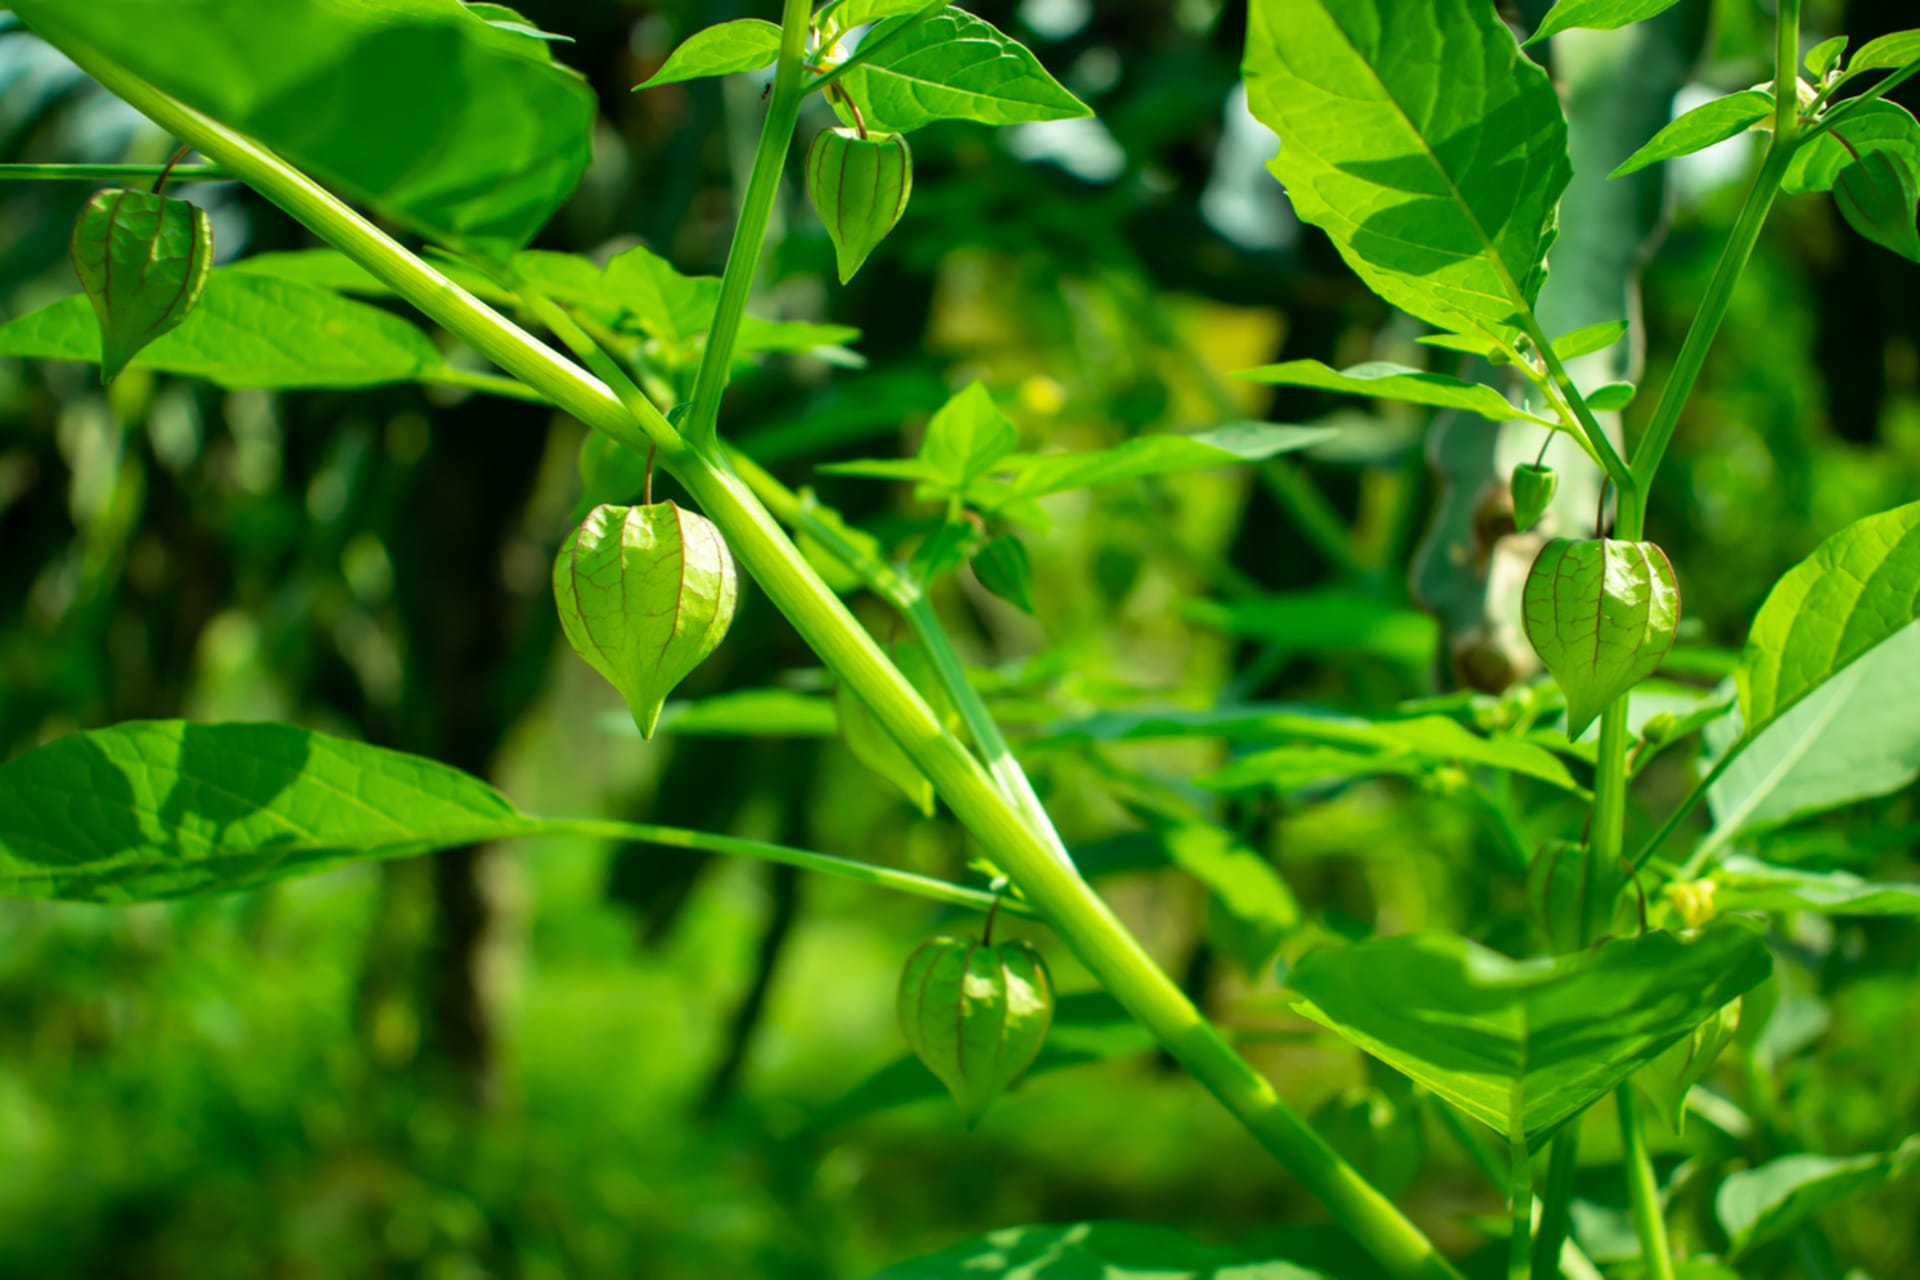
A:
1716,1136,1920,1258
647,688,840,738
0,271,448,389
1523,538,1681,738
823,0,932,30
1805,35,1849,79
1238,360,1530,423
971,535,1036,614
1784,101,1920,195
1630,997,1740,1133
1157,819,1299,973
1243,0,1571,337
1584,380,1635,412
1610,90,1774,178
601,244,720,347
1708,621,1920,838
69,188,212,384
1203,714,1582,795
1737,500,1920,742
1550,320,1628,360
840,6,1091,133
1846,29,1920,75
466,4,574,51
919,381,1018,488
999,422,1337,498
637,18,781,88
0,721,540,902
862,1222,1333,1280
1528,0,1688,45
16,0,595,255
1834,147,1920,263
1185,592,1438,670
1287,928,1772,1144
1713,856,1920,917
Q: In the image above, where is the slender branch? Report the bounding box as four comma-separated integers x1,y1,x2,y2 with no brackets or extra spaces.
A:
1521,315,1635,501
44,28,1469,1280
1617,1087,1677,1280
0,161,229,182
1632,748,1737,871
550,817,1033,917
682,0,812,453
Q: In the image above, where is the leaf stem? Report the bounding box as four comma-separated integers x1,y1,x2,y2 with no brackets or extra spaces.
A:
682,0,813,454
1616,1087,1677,1280
1522,316,1635,502
1530,1130,1581,1280
52,28,1466,1280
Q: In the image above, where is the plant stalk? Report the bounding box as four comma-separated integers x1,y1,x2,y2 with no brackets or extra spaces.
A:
1530,1130,1580,1280
42,21,1467,1280
1616,1087,1677,1280
0,161,229,181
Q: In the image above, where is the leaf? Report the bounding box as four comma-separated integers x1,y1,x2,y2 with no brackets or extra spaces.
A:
1609,90,1774,178
230,246,518,305
1708,620,1920,838
1287,928,1772,1145
1528,0,1688,45
840,6,1091,133
601,243,720,347
16,0,595,254
0,271,448,389
825,0,933,30
1156,819,1299,973
1834,147,1920,263
1737,500,1920,742
999,423,1337,497
971,536,1036,614
1185,592,1438,669
0,721,540,902
1550,319,1628,360
1238,360,1530,423
466,4,574,51
1630,997,1740,1132
1523,538,1681,738
1202,714,1583,795
1784,101,1920,195
1806,35,1849,79
1716,1136,1920,1258
1585,380,1635,412
920,381,1018,488
1243,0,1571,337
69,188,213,384
1846,29,1920,75
862,1222,1333,1280
637,19,781,88
644,689,840,739
1713,856,1920,917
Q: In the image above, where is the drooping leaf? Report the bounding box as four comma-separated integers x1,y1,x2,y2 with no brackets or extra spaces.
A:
862,1222,1333,1280
1286,928,1772,1144
1523,538,1681,737
971,535,1036,614
1717,1137,1920,1258
1707,621,1920,839
999,423,1337,497
69,188,213,384
1529,0,1688,45
16,0,595,254
1736,500,1920,742
0,272,449,389
1834,147,1920,263
0,721,541,902
1712,855,1920,917
1609,90,1773,178
1238,360,1533,424
637,19,782,88
839,6,1090,133
1243,0,1571,338
1784,100,1920,195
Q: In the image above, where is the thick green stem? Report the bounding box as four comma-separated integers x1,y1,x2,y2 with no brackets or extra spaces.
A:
43,23,1467,1280
1616,1087,1677,1280
682,0,812,453
1530,1130,1581,1280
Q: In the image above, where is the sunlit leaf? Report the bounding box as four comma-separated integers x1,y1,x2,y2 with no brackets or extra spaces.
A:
1529,0,1687,45
1239,360,1531,424
1610,90,1773,179
1717,1137,1920,1258
1712,855,1920,917
637,19,781,88
1000,423,1336,497
840,7,1090,133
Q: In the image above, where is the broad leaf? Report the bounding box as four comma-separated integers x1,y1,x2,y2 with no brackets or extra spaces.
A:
0,721,539,902
1243,0,1571,337
1630,997,1740,1132
1845,30,1920,76
1287,928,1772,1144
1712,855,1920,917
1784,101,1920,195
598,244,859,358
1529,0,1688,45
1834,148,1920,263
920,381,1018,488
1203,714,1582,795
1000,423,1337,497
840,7,1090,133
1157,819,1299,973
824,0,933,30
638,19,781,88
1707,621,1920,839
1737,500,1920,741
16,0,594,254
1238,360,1532,424
0,272,449,389
1610,90,1773,178
1551,320,1628,360
1805,35,1849,79
863,1222,1332,1280
1717,1136,1920,1258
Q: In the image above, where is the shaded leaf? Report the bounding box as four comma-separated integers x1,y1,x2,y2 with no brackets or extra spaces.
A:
1630,997,1740,1132
1203,714,1582,795
1186,592,1438,669
863,1222,1332,1280
1584,381,1635,412
921,381,1018,488
1239,360,1529,424
1287,928,1772,1144
1717,1137,1920,1258
1713,855,1920,917
971,535,1036,613
1156,819,1299,973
